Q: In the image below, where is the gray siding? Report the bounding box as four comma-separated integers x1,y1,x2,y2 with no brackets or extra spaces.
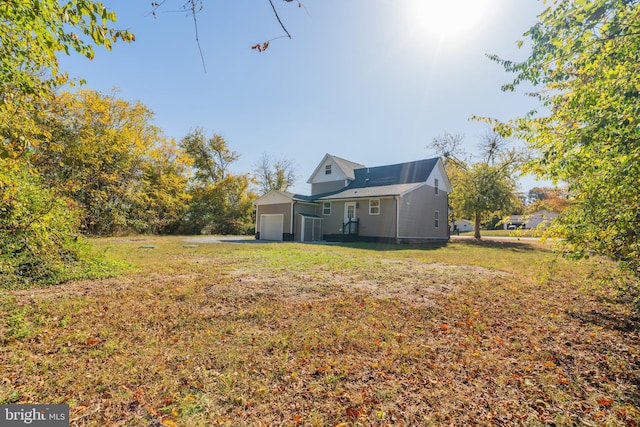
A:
358,198,397,238
321,198,397,239
255,185,449,242
321,200,348,235
398,184,448,240
311,180,347,196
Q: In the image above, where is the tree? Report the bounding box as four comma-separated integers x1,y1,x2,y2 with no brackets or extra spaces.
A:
34,89,179,235
1,1,133,98
180,129,256,235
151,0,299,59
487,0,640,276
431,132,523,239
253,153,296,194
1,1,134,172
0,1,133,286
180,128,240,183
139,139,192,234
526,187,570,214
1,0,135,200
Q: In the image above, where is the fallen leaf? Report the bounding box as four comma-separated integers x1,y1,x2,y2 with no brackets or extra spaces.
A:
597,397,613,407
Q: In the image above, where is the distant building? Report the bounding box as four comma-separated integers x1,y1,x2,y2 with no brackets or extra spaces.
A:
451,219,474,233
504,210,559,230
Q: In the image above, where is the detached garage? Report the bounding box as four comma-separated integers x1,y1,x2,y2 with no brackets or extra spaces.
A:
253,191,320,242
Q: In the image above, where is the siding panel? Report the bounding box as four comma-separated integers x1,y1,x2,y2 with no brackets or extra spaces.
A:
398,185,448,240
358,198,397,238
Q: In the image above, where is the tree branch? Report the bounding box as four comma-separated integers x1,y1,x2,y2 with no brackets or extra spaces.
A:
268,0,292,39
189,0,207,73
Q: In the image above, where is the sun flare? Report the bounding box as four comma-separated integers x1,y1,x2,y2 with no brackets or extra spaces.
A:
406,0,493,41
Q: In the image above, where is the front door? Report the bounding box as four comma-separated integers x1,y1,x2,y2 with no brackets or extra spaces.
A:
344,202,356,234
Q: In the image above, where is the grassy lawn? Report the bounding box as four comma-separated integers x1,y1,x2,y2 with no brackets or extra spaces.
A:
1,236,638,426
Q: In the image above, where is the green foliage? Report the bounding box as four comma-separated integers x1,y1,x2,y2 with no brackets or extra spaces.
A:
180,129,257,235
139,139,192,234
180,128,240,183
0,0,133,287
432,132,523,239
33,89,190,236
489,0,640,277
0,0,133,100
0,164,118,289
450,162,520,230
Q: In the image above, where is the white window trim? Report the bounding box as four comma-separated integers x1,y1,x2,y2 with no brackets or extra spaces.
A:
325,164,332,175
434,210,440,229
369,199,381,215
322,201,331,216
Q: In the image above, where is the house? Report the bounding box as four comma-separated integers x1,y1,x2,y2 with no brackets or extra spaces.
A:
253,154,452,243
503,210,559,230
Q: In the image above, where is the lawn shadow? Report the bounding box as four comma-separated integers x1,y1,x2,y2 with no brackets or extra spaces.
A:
338,241,448,252
338,238,541,253
567,307,640,333
454,238,545,252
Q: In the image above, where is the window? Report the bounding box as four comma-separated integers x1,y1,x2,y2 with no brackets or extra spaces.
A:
434,178,439,195
434,210,440,228
325,164,332,175
369,199,380,215
322,202,331,215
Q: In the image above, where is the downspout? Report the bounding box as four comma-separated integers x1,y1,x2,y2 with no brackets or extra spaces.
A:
292,201,297,241
447,192,451,240
255,205,259,240
394,196,399,244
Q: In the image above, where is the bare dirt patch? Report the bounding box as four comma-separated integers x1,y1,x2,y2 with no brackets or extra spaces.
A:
214,260,509,307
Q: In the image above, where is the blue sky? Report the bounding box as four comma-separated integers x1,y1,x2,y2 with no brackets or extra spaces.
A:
59,0,547,195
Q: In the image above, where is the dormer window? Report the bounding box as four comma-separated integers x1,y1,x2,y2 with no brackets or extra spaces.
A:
325,165,332,175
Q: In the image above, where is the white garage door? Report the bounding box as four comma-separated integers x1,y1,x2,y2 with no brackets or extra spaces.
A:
260,214,284,241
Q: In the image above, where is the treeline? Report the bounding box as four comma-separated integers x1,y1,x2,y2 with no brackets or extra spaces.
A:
33,89,257,236
1,89,266,286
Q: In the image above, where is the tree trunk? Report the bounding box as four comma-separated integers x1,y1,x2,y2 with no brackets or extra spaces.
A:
474,212,482,240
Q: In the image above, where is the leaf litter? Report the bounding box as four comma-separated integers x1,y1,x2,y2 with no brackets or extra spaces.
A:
0,239,638,426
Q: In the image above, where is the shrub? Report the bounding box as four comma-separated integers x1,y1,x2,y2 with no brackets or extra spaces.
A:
0,165,117,289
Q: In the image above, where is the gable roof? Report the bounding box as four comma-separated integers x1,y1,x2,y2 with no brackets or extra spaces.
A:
333,155,366,180
256,157,445,204
349,158,439,188
316,158,441,200
253,190,314,206
306,154,366,183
